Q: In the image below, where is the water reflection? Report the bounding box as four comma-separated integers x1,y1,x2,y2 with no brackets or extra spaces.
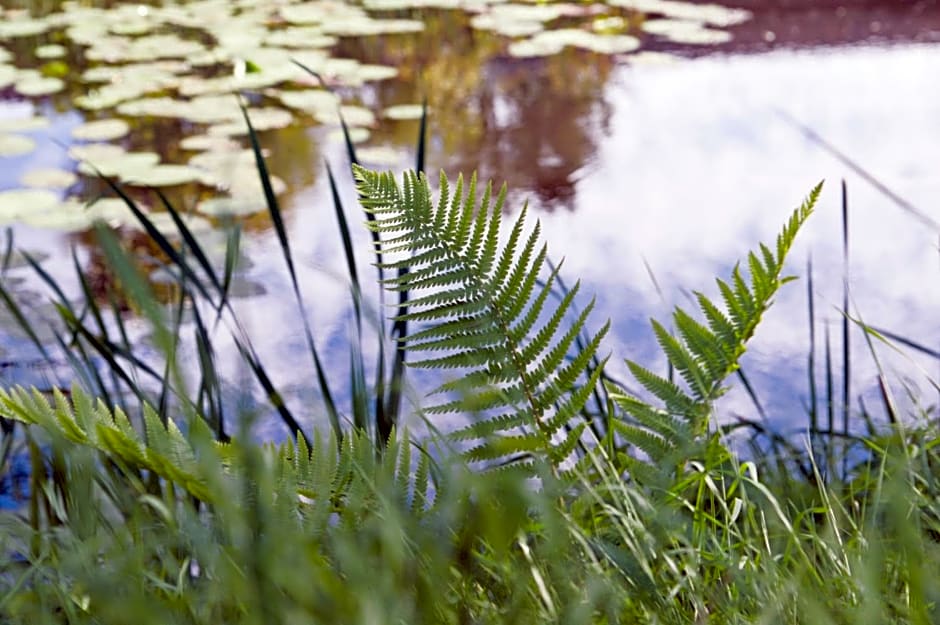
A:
548,43,939,434
0,0,938,440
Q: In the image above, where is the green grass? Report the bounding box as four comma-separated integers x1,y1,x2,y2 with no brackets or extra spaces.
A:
0,108,938,624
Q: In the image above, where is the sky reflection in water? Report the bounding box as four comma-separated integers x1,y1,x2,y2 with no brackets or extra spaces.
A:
1,35,937,441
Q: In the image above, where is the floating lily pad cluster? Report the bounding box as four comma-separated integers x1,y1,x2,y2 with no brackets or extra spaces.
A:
0,0,750,230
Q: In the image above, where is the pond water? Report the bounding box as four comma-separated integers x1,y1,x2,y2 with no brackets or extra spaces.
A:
0,0,938,446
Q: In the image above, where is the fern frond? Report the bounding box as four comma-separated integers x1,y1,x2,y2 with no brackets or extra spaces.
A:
0,385,437,524
610,183,821,485
354,166,608,470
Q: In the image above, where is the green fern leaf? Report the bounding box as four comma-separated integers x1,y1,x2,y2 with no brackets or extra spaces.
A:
354,166,608,470
610,183,821,486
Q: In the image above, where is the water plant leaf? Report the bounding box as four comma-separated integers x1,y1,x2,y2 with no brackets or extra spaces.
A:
0,189,59,221
75,150,161,177
197,196,265,217
328,126,370,144
0,19,50,38
610,0,751,26
0,115,49,133
70,118,130,141
0,134,36,157
179,134,241,152
640,18,732,44
20,168,78,189
122,164,204,187
35,44,67,59
383,105,426,121
355,146,402,166
277,89,341,114
14,75,65,96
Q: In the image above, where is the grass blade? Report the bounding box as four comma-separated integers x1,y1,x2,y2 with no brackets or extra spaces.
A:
806,254,819,455
241,101,342,440
841,180,851,476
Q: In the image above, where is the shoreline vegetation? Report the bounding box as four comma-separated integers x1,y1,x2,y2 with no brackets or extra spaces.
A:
0,105,938,623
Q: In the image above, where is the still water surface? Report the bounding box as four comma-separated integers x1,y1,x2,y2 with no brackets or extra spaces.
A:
0,0,937,441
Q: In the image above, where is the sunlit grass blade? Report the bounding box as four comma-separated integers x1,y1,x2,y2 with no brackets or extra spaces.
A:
866,326,940,360
241,100,342,441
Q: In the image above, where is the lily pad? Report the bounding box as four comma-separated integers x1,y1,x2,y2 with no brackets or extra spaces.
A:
278,89,340,114
0,19,50,38
0,64,16,89
76,150,161,178
35,44,67,59
76,83,160,110
196,196,266,217
610,0,751,27
314,105,376,127
122,165,205,187
20,168,78,189
382,104,425,121
320,17,424,36
206,108,293,136
226,173,287,198
592,16,628,34
14,76,65,96
180,134,242,152
640,18,732,44
0,134,37,157
264,27,337,49
71,118,131,141
509,28,640,56
624,50,680,65
189,149,258,172
127,211,213,237
281,3,368,25
359,64,399,81
21,205,94,232
0,189,60,222
84,197,138,225
327,127,370,144
0,116,50,133
69,142,126,163
470,15,544,38
355,145,402,166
